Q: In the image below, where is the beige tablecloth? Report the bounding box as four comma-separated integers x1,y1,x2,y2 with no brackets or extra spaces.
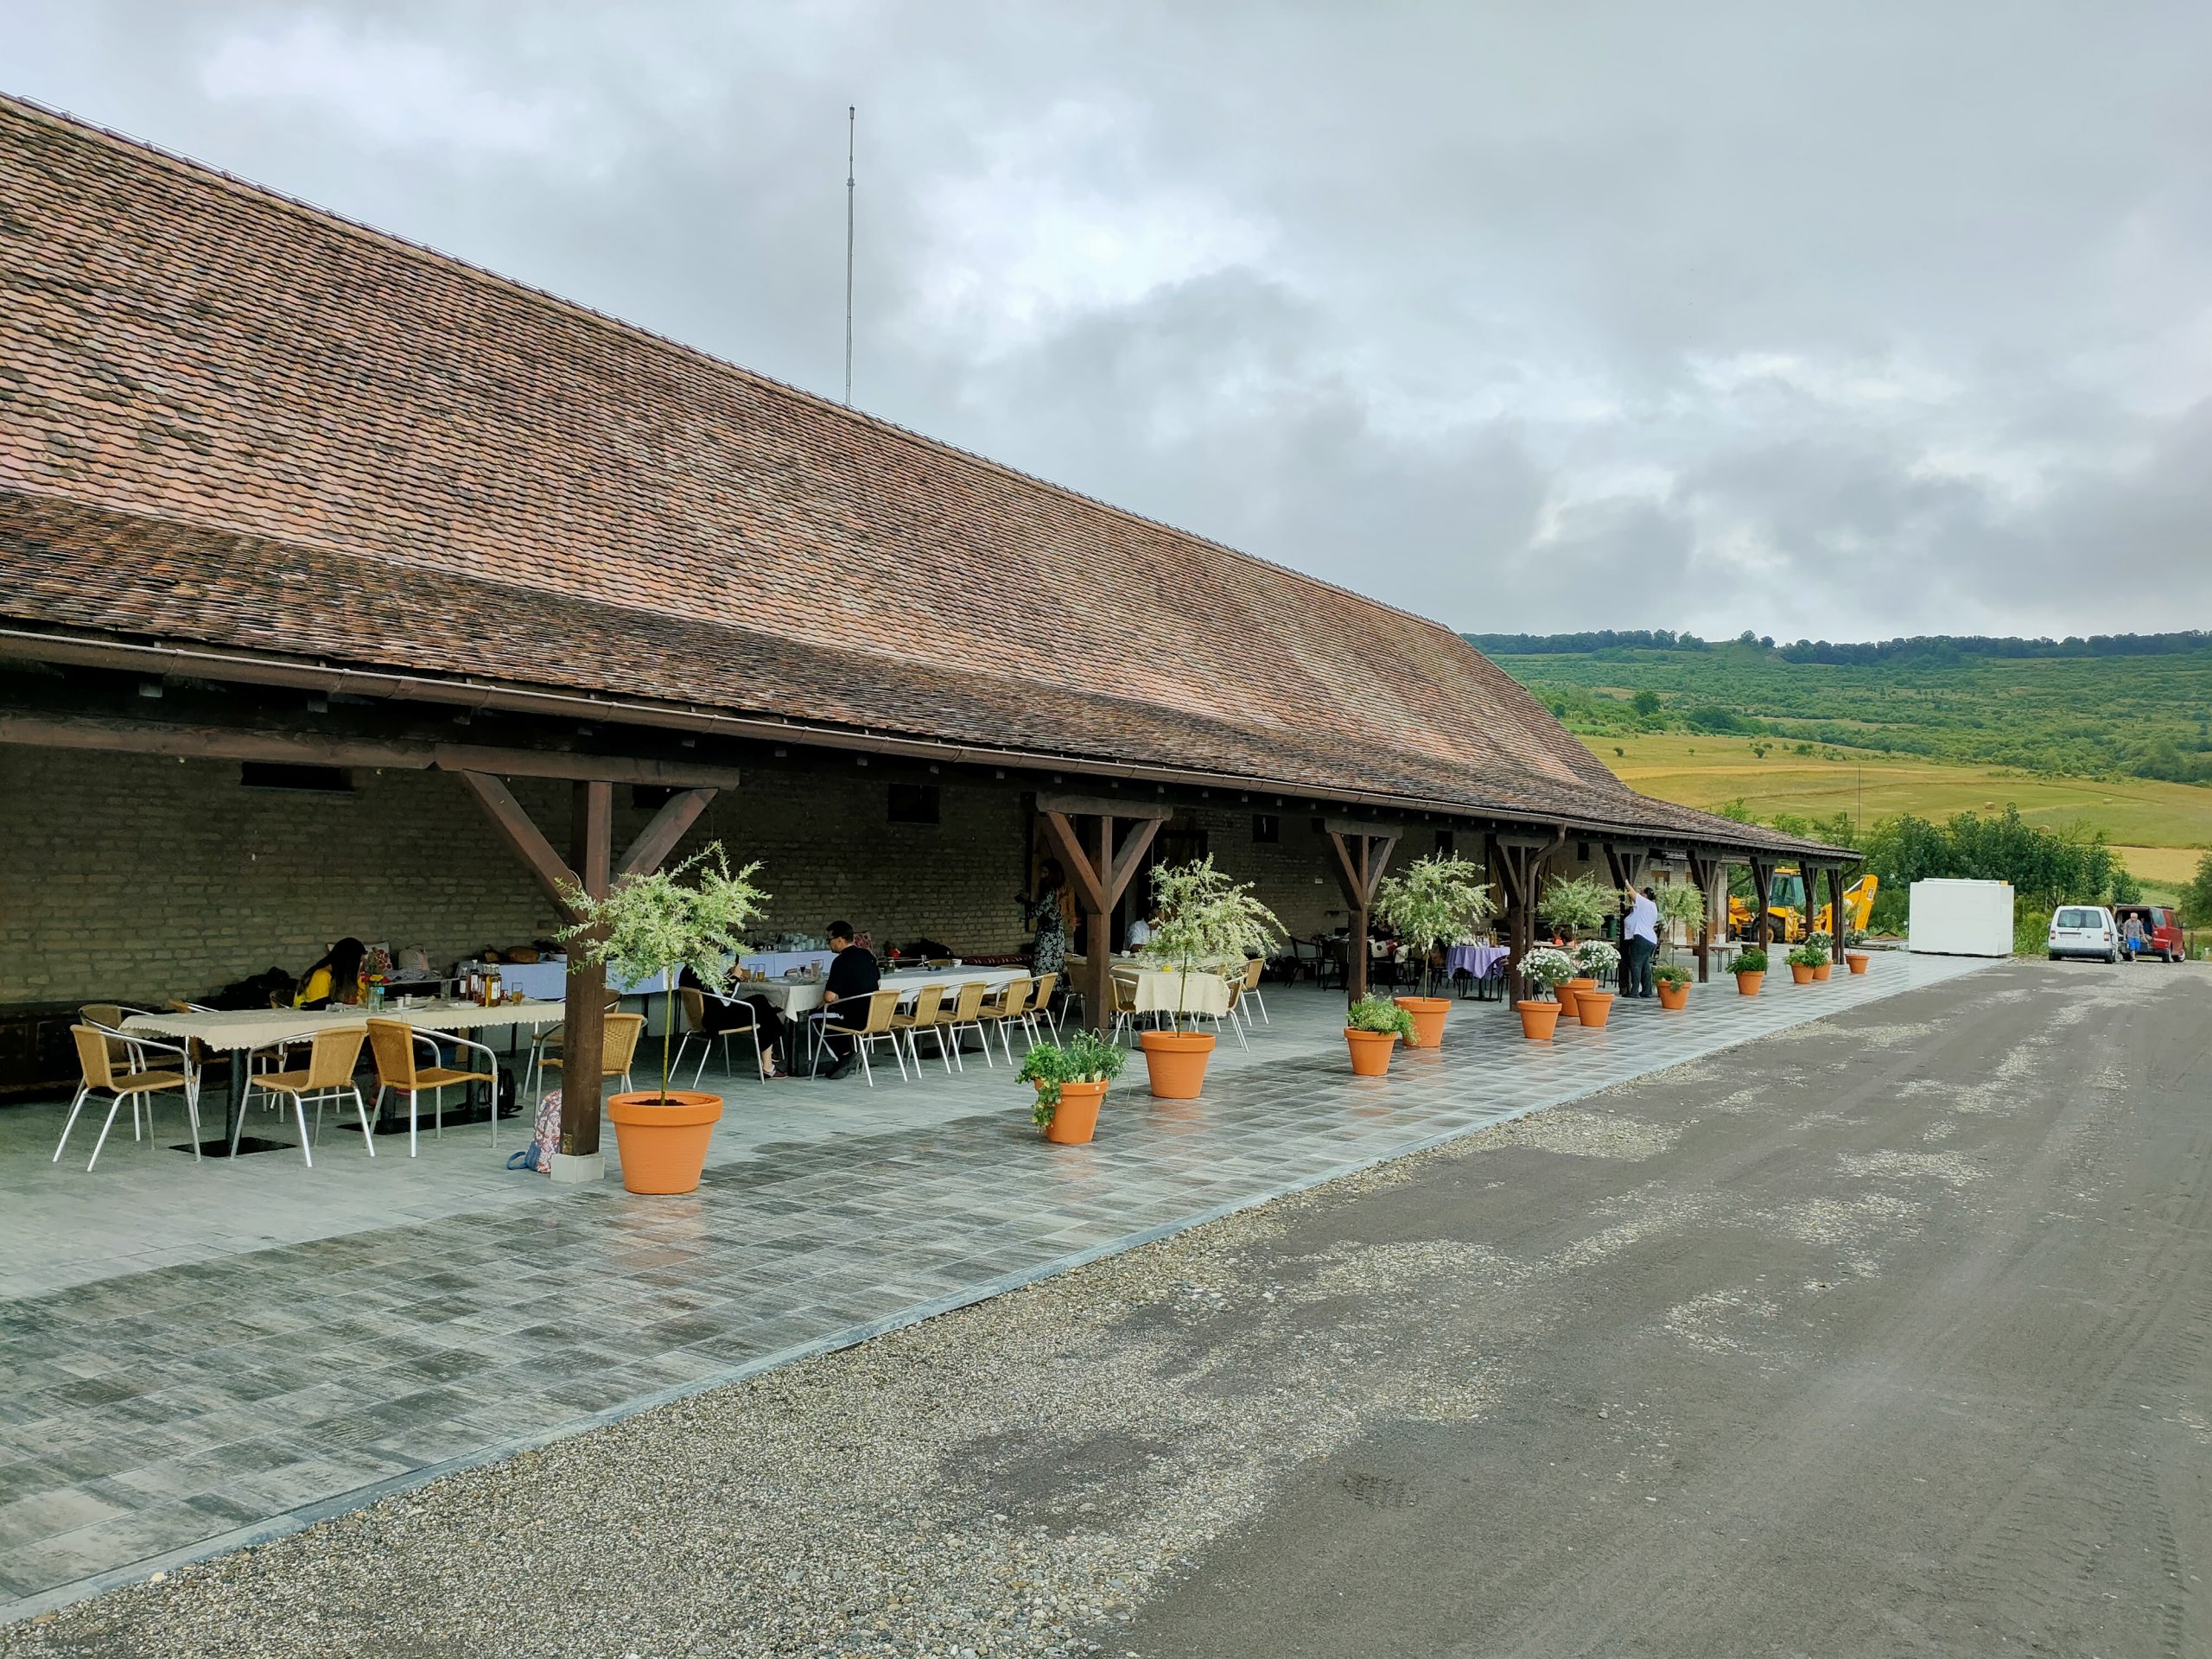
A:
123,999,567,1052
1117,968,1232,1020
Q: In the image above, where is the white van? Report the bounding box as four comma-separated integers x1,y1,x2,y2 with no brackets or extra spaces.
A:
2048,905,2118,963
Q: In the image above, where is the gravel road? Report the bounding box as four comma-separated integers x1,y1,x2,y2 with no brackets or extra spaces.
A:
7,958,2205,1658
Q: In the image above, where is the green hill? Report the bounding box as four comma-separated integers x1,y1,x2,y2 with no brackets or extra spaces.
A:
1467,631,2212,786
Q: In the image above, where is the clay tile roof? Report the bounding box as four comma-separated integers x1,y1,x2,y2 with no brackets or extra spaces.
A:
0,94,1847,858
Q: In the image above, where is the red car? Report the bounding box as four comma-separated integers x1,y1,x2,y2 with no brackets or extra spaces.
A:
2113,903,2185,962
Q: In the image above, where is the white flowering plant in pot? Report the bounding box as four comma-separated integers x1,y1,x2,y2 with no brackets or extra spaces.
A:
1372,855,1497,995
557,844,771,1103
1570,938,1619,981
1519,946,1578,1001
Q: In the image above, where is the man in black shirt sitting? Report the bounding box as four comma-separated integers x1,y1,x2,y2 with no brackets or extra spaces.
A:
816,920,880,1078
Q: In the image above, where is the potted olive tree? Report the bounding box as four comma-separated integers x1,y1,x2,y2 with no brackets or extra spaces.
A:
1344,994,1415,1076
1372,854,1496,1048
1137,857,1284,1099
1656,882,1708,963
1516,945,1577,1039
559,844,768,1194
1018,1030,1127,1145
1537,874,1618,1019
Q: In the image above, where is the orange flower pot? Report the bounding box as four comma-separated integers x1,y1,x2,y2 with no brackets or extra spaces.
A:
1735,970,1764,996
1516,1000,1561,1039
1392,996,1450,1049
1344,1028,1400,1076
1812,962,1832,981
1657,982,1689,1011
1790,963,1815,985
1846,952,1871,975
1557,977,1596,1019
1041,1078,1107,1145
1139,1029,1216,1099
1573,989,1615,1027
607,1090,723,1194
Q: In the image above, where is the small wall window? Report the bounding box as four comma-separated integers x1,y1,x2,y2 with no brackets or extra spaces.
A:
888,783,940,824
631,784,679,810
1576,839,1591,861
1435,830,1456,855
239,762,352,793
1252,813,1281,843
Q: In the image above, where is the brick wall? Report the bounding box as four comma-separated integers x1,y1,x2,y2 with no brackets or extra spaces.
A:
0,749,1033,1007
0,746,1491,1007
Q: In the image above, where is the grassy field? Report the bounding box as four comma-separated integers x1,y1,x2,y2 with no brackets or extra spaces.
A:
1582,734,2212,891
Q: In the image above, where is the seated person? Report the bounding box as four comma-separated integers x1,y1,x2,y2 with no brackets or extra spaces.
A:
1125,914,1154,950
815,921,880,1077
293,938,368,1008
679,963,787,1079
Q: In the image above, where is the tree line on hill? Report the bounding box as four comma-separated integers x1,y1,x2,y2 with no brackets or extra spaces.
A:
1465,629,2210,661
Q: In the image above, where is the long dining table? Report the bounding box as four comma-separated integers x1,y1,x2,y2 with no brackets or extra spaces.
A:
122,999,566,1154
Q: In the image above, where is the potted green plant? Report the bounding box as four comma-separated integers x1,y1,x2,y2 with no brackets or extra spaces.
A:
1344,994,1415,1075
1136,857,1284,1098
1732,945,1768,996
1568,938,1619,1027
1372,855,1496,1048
1844,927,1872,975
1516,944,1577,1039
1538,874,1618,1018
1653,959,1693,1010
1018,1029,1126,1145
1787,941,1827,984
1804,929,1834,980
558,844,769,1194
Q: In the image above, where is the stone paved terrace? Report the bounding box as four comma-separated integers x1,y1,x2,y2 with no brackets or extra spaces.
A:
0,955,1991,1619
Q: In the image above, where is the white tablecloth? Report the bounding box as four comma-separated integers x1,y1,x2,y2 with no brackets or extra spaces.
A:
740,950,836,978
1118,968,1232,1020
124,999,567,1052
721,965,1029,1023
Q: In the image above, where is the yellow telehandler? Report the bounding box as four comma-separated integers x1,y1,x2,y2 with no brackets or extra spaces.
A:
1729,868,1877,943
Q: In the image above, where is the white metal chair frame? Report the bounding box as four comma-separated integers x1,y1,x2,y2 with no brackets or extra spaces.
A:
673,987,768,1086
809,989,906,1085
940,982,994,1070
368,1022,505,1156
54,1024,202,1171
239,1025,373,1168
890,983,957,1075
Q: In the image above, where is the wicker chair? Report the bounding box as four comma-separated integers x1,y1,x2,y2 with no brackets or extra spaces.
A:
54,1023,201,1170
809,988,906,1085
241,1024,372,1166
540,1012,645,1103
887,983,956,1073
940,982,994,1069
366,1020,501,1156
972,976,1034,1065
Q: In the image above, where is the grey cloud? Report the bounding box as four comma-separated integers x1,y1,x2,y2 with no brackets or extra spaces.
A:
8,0,2209,639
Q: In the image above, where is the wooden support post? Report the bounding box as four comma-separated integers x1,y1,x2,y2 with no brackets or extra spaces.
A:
1829,867,1848,963
560,780,614,1164
1485,831,1562,1004
1749,855,1777,952
616,787,717,880
1325,821,1401,1006
1687,849,1720,982
1037,798,1166,1033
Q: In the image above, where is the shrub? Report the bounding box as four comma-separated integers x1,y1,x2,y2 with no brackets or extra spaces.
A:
1520,946,1578,998
1571,938,1619,977
1019,1030,1127,1126
1538,874,1618,936
1652,961,1693,988
1733,948,1770,974
1346,995,1415,1039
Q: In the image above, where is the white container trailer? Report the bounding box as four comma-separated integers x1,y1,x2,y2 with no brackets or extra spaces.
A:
1908,878,2014,957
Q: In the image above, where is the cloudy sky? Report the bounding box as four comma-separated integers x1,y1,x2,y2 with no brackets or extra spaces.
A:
11,2,2209,640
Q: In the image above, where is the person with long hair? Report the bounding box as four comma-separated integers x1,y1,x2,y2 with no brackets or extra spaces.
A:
293,937,367,1008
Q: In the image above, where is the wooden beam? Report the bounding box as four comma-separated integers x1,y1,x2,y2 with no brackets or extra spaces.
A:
1322,817,1411,842
1363,833,1398,903
0,709,743,787
1686,849,1721,982
1829,867,1847,963
1035,792,1174,822
1104,815,1164,908
617,787,718,880
1038,810,1109,917
455,771,583,918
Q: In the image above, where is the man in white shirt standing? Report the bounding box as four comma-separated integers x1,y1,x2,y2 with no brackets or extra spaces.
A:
1621,885,1661,998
